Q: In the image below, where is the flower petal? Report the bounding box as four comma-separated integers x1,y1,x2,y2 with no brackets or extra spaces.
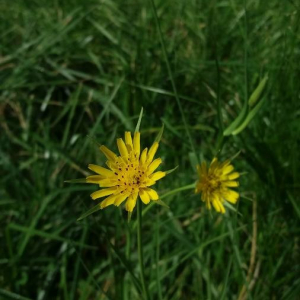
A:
212,198,225,213
133,132,140,157
147,142,159,163
99,179,118,187
223,181,239,187
90,187,117,200
206,200,212,210
150,171,166,181
219,202,225,213
222,164,234,175
227,172,240,180
140,148,148,164
88,164,114,177
139,188,150,204
144,188,159,200
125,192,138,212
86,175,105,183
114,193,129,207
147,158,162,175
117,138,128,157
224,190,239,204
145,179,156,187
100,145,117,161
100,193,120,209
125,131,133,149
212,200,220,212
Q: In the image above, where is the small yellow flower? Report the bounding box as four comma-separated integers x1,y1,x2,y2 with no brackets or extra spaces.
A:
195,157,240,213
86,131,166,212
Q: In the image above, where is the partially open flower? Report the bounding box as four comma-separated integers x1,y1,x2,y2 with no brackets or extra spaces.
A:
195,158,240,213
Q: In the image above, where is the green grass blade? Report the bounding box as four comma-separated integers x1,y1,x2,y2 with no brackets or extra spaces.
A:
223,104,248,136
149,0,197,161
287,192,300,219
135,107,144,133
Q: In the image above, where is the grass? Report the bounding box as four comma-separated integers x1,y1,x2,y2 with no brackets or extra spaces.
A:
1,0,300,299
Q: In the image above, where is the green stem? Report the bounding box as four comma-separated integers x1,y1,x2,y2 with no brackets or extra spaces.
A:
124,221,131,300
155,207,163,300
215,134,225,157
161,183,195,200
132,183,195,230
137,200,150,300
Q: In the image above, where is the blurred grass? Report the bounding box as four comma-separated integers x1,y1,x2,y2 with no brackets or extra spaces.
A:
1,0,300,299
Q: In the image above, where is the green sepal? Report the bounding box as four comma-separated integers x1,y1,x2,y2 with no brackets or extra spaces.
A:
77,203,101,221
224,202,243,216
165,165,178,175
154,123,164,143
134,107,143,133
248,74,268,107
65,178,87,183
238,172,248,176
232,98,266,135
154,199,169,208
229,150,242,162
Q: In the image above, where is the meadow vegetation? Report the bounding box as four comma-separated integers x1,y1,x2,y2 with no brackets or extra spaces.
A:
1,0,299,299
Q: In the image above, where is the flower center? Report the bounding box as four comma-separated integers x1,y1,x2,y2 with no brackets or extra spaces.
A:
113,152,148,193
203,175,222,194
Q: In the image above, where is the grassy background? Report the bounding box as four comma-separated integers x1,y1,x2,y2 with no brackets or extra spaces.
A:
1,0,300,299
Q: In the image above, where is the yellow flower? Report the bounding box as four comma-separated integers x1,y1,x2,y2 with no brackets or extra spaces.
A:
86,131,166,212
195,157,240,213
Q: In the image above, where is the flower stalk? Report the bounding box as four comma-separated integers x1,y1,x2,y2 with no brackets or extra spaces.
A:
137,200,150,300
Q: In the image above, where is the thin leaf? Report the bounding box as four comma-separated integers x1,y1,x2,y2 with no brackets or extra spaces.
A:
232,98,266,135
150,0,197,158
61,84,82,148
9,223,96,250
248,74,268,107
223,103,248,136
287,192,300,219
0,288,32,300
135,107,144,133
220,257,233,300
107,240,143,294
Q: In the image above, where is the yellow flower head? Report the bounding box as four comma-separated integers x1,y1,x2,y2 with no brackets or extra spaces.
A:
195,157,240,214
86,131,166,212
